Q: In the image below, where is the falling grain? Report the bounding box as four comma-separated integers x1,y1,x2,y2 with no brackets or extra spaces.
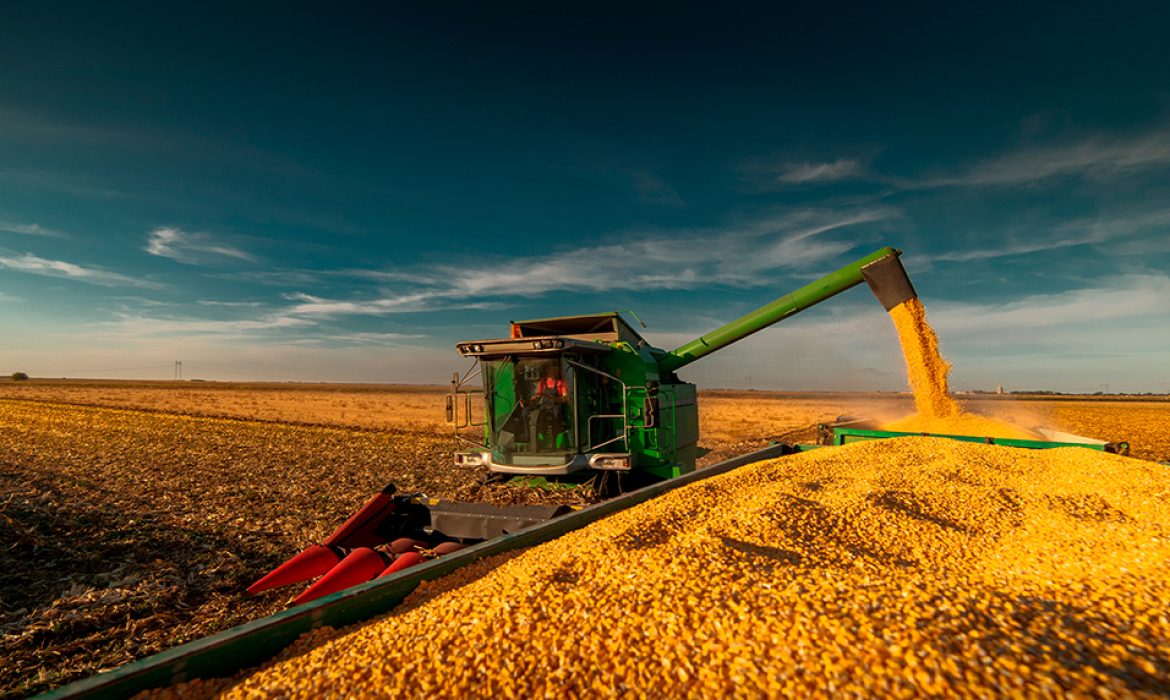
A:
888,297,960,420
884,298,1039,440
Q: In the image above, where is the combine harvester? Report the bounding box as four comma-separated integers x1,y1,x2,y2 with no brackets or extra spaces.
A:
41,246,1126,699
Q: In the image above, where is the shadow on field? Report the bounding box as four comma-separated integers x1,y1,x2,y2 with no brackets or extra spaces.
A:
0,466,285,699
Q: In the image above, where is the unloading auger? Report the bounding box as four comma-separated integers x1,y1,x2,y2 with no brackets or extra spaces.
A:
246,246,918,604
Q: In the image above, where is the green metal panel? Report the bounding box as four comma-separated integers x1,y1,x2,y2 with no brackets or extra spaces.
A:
658,247,899,373
40,443,797,700
831,427,1113,451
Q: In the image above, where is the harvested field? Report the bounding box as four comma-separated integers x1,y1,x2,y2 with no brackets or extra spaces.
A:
0,380,449,432
0,399,458,698
159,436,1170,698
2,383,1168,697
3,381,1164,460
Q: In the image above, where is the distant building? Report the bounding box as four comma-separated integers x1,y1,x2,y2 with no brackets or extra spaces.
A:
995,384,1004,395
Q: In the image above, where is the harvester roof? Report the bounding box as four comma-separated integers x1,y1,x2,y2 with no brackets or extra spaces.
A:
509,312,649,346
455,312,650,358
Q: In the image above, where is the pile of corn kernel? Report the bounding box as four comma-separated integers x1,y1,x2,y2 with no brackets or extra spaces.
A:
174,437,1170,698
883,412,1041,440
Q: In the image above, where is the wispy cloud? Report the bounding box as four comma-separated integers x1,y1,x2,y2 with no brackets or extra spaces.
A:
927,274,1170,334
915,125,1170,188
0,250,156,288
903,206,1170,267
738,123,1170,194
81,313,426,354
0,167,128,199
0,219,68,238
146,227,255,265
196,299,266,308
740,156,868,191
282,207,895,318
282,291,505,317
295,331,427,346
99,313,313,339
775,158,864,184
210,269,323,286
906,236,1100,266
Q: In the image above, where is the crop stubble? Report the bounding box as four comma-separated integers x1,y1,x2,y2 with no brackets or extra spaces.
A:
0,399,460,698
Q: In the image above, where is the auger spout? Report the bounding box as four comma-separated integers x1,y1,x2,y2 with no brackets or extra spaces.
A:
656,246,916,374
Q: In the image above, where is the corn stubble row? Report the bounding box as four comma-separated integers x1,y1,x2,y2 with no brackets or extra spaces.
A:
0,399,459,698
167,436,1169,698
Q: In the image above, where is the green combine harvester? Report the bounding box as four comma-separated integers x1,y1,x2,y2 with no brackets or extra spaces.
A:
447,245,916,482
236,246,919,609
40,245,1125,699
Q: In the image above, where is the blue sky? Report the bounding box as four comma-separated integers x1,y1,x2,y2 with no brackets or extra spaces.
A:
1,3,1169,392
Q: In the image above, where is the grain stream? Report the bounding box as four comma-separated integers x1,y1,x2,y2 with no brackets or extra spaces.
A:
884,299,1038,440
888,298,960,420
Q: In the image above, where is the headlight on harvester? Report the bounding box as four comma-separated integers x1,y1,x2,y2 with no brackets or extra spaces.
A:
589,453,632,470
531,339,565,350
454,452,486,467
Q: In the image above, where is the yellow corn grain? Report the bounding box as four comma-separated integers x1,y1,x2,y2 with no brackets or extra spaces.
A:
883,412,1041,441
888,297,960,420
156,437,1170,698
883,298,1039,440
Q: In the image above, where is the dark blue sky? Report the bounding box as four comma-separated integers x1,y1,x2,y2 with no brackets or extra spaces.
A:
2,2,1169,391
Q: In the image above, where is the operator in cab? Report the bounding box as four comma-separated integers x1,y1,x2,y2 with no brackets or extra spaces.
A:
528,362,567,451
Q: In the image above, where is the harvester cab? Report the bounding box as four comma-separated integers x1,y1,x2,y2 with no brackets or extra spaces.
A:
449,311,696,481
448,245,918,483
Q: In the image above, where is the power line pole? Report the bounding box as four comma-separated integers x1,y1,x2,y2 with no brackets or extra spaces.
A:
175,360,182,380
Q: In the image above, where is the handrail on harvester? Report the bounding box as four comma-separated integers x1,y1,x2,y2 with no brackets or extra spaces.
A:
657,246,916,374
38,443,799,700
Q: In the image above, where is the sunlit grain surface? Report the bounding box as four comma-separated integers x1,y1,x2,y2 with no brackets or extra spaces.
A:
160,437,1170,698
